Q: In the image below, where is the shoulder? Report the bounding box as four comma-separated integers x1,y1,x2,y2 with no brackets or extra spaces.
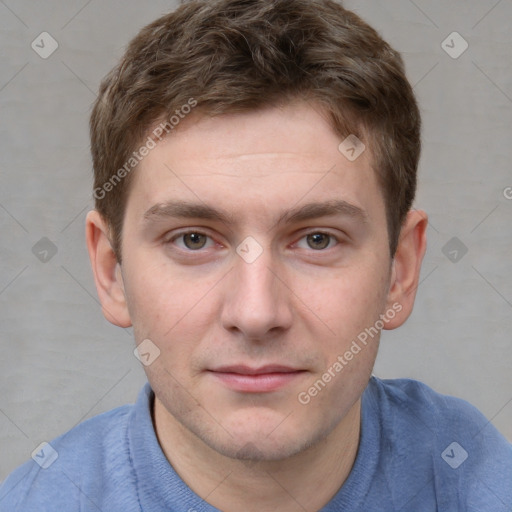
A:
366,376,512,509
0,403,138,512
368,376,491,430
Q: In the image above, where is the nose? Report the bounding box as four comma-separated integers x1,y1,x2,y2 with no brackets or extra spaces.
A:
220,242,293,341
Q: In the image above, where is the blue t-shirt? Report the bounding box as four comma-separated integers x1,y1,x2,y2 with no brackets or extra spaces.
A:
1,376,511,511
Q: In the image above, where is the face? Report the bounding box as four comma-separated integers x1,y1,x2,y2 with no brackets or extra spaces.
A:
116,101,396,460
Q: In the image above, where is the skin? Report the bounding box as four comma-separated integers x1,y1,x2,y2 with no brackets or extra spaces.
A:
86,100,427,512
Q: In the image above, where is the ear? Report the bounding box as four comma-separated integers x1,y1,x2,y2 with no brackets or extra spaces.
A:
383,209,428,329
85,210,132,328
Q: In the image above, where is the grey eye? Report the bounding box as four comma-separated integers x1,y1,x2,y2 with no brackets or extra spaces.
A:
306,233,332,250
182,232,209,250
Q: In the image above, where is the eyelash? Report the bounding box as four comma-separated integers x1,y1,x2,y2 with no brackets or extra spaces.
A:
166,229,341,253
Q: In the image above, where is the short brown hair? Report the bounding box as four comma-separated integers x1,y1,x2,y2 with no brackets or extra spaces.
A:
90,0,421,261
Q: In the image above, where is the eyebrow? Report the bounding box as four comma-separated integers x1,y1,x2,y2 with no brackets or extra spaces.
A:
142,199,368,227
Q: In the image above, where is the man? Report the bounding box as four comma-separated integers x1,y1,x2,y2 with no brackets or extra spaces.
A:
1,0,511,510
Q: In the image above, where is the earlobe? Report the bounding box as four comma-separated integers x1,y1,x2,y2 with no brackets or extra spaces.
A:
383,209,428,330
85,210,132,328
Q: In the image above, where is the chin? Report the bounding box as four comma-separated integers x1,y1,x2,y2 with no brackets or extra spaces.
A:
195,415,329,463
209,434,310,462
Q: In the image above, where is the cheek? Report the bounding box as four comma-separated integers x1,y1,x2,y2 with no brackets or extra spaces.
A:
302,261,389,333
124,259,202,332
124,262,217,369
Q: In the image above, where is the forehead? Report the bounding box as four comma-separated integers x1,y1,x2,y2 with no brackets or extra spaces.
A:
145,101,366,170
125,101,385,226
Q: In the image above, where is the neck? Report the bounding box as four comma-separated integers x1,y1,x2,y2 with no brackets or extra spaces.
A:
153,397,361,512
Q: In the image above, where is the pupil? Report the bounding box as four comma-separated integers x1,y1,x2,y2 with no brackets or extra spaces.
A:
308,233,329,250
185,233,206,249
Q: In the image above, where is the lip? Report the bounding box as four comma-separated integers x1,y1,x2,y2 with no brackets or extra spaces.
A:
207,365,307,393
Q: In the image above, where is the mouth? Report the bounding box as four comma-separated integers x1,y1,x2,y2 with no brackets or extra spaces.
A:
206,365,307,393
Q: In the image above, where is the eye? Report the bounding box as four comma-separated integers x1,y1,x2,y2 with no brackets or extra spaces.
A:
169,231,215,251
296,232,339,251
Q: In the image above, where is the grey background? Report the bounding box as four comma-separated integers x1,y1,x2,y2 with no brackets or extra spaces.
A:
0,0,511,482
